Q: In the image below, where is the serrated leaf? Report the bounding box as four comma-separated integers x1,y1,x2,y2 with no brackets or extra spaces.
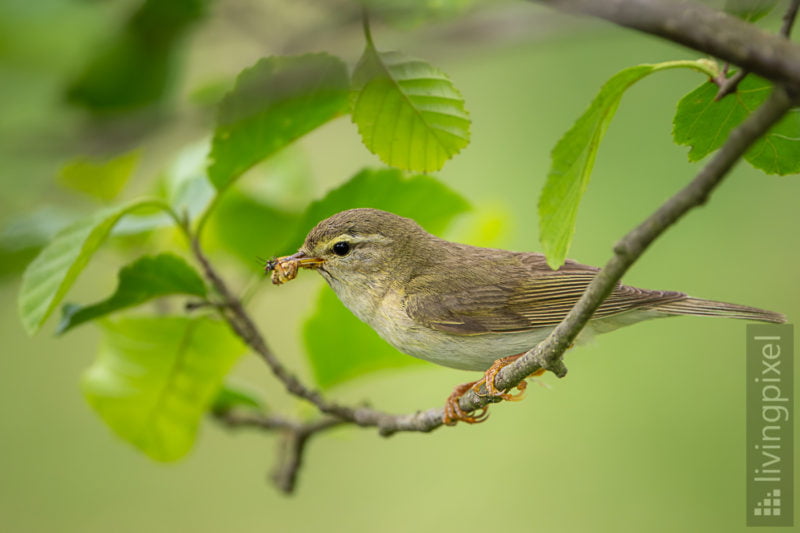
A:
57,253,207,334
83,316,246,461
211,382,265,414
724,0,778,22
539,60,719,269
296,168,469,388
350,46,470,172
208,54,349,191
282,167,471,256
59,151,139,202
18,199,171,335
673,75,800,175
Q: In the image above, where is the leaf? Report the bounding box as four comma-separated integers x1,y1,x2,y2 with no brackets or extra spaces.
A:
350,43,470,172
282,167,471,255
59,151,139,202
304,290,424,389
211,382,265,414
724,0,779,22
208,54,349,191
18,199,171,335
673,75,800,175
57,253,207,334
83,316,246,462
298,168,469,388
539,60,719,269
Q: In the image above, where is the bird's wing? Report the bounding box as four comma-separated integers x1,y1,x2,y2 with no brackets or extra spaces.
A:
404,267,684,336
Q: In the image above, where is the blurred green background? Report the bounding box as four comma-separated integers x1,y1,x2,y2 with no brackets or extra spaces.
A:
1,1,798,532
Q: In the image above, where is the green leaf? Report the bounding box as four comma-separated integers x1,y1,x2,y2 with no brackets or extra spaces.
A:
673,75,800,175
208,54,349,191
83,316,246,462
539,60,719,269
283,167,471,255
297,168,469,388
59,151,139,202
305,289,424,389
211,382,265,414
18,199,173,335
57,253,207,334
724,0,778,22
350,43,470,172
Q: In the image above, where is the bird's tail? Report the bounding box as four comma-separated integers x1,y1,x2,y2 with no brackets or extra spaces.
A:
651,297,786,324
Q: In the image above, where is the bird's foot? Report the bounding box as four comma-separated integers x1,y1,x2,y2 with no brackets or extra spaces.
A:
473,353,544,400
443,381,489,426
441,355,547,426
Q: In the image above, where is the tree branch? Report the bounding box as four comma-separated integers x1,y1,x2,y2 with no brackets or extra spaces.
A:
214,411,343,493
715,0,800,101
537,0,800,88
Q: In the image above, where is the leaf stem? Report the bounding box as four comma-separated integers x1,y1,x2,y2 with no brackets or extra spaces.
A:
715,0,800,100
361,6,375,49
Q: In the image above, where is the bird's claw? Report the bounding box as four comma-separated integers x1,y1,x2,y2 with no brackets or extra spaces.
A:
442,354,546,425
442,381,489,425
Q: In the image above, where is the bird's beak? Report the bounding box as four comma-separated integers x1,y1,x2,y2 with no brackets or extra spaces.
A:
265,251,324,285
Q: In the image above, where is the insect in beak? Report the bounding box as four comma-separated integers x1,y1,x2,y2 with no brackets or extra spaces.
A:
265,251,324,285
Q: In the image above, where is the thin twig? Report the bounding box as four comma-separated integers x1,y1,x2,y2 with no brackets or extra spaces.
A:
539,0,800,87
215,411,342,493
716,0,800,100
780,0,800,38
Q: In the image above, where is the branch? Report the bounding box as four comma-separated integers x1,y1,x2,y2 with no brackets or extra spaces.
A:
781,0,800,38
716,0,800,100
537,0,800,88
214,411,343,493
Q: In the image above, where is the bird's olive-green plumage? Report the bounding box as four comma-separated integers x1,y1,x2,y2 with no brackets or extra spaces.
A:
285,208,785,371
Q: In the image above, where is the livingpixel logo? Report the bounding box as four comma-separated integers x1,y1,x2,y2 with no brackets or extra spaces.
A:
747,325,794,527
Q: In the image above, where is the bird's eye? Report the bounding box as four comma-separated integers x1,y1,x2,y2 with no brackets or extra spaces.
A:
332,241,351,256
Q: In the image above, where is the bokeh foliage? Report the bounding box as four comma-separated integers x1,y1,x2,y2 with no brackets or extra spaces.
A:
12,0,800,463
2,0,799,530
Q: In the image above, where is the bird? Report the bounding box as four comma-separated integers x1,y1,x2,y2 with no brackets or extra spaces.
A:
266,208,786,424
